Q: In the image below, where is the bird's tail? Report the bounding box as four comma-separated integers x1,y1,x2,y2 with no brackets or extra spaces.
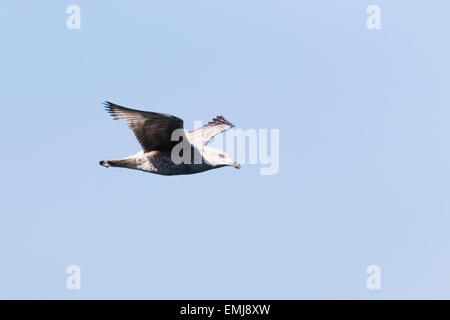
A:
99,160,113,168
99,159,135,168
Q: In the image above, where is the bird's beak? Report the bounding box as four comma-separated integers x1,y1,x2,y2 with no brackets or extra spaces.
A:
231,162,241,169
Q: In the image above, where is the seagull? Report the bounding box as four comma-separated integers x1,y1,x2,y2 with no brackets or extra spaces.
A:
99,102,240,175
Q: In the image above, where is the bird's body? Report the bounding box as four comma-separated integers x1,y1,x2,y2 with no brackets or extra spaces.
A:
99,102,240,175
100,150,217,175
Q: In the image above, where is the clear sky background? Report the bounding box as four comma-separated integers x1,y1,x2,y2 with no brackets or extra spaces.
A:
1,1,450,299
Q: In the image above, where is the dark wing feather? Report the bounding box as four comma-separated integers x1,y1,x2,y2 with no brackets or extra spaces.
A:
104,101,185,153
187,115,234,145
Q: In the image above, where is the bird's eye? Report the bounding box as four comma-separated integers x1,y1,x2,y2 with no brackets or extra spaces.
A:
219,154,225,158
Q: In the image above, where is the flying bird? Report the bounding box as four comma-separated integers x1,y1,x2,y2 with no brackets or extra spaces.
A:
99,102,240,175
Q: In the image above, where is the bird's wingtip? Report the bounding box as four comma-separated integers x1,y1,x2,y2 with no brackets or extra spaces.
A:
209,115,235,127
103,101,118,118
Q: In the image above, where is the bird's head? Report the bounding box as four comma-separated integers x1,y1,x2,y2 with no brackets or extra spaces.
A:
201,146,240,169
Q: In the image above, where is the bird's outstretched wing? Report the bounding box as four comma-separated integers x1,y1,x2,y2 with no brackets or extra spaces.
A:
104,101,185,153
187,116,234,145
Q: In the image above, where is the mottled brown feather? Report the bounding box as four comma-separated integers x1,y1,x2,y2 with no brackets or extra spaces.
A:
104,101,185,153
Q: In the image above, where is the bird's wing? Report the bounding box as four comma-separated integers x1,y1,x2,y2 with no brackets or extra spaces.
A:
104,101,185,153
187,116,234,145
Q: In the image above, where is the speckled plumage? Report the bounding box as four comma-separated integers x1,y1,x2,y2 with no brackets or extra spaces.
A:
99,102,240,175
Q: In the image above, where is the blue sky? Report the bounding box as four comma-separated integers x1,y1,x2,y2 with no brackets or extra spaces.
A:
1,1,450,299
